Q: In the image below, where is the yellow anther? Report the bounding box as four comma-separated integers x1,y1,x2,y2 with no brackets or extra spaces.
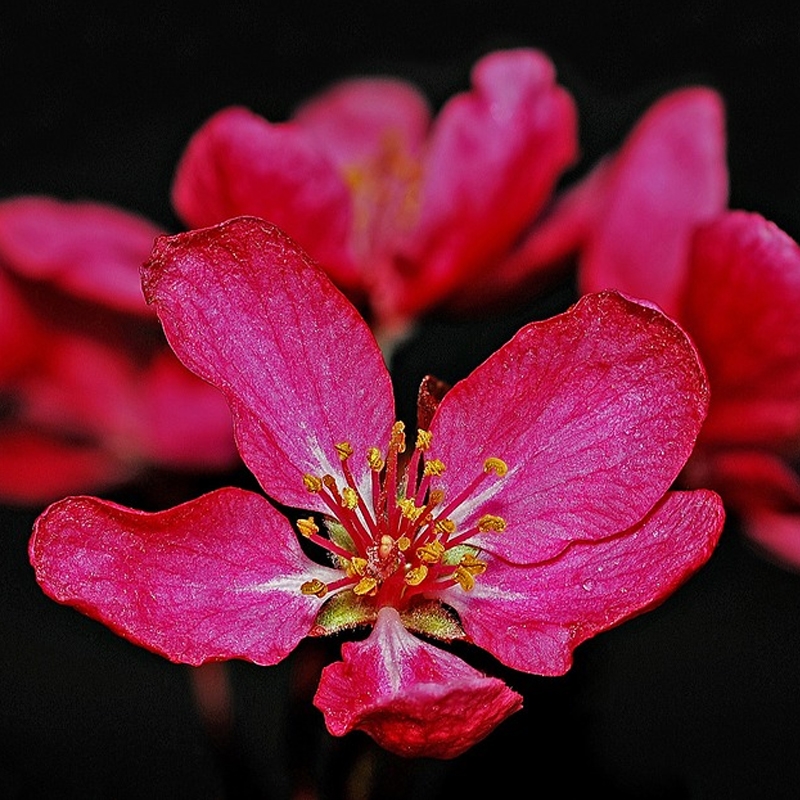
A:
453,566,476,592
391,421,407,453
296,517,319,538
434,518,457,536
477,514,506,533
300,579,328,598
348,557,368,577
367,447,385,471
484,457,508,477
427,488,445,506
341,487,358,510
322,475,338,492
303,474,323,493
397,498,423,521
423,458,446,477
405,565,429,586
415,429,433,451
417,540,446,564
353,576,379,596
459,552,487,575
378,535,395,560
335,441,354,461
397,536,411,551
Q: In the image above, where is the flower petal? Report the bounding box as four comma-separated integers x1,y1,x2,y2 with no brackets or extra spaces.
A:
29,488,338,665
387,49,578,320
578,87,728,316
683,211,800,447
443,489,724,675
141,217,395,511
0,195,163,314
430,291,710,564
313,606,522,758
170,107,360,292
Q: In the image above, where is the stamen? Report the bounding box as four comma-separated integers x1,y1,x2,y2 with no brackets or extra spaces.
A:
296,517,319,538
405,565,429,586
303,474,323,493
353,577,379,596
335,441,354,461
423,459,446,477
301,579,328,598
341,487,358,510
477,514,506,533
416,429,433,451
484,457,508,476
417,540,445,564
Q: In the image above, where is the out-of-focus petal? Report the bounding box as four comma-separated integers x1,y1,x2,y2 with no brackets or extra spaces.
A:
429,291,709,564
141,217,395,511
683,211,800,447
0,195,162,314
385,49,578,321
578,87,728,316
30,488,338,665
313,606,522,759
170,107,359,292
443,490,724,675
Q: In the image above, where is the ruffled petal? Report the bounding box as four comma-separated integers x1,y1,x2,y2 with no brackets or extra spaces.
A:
429,291,710,564
383,48,577,321
141,217,395,511
313,606,522,758
578,87,728,316
170,107,360,292
30,488,338,665
443,489,724,675
0,195,163,314
683,211,800,448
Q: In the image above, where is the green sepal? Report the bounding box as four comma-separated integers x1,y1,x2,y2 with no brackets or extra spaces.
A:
400,599,467,643
313,590,377,635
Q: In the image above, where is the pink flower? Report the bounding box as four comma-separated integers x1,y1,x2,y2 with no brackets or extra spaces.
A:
0,195,238,505
170,49,579,344
29,216,724,758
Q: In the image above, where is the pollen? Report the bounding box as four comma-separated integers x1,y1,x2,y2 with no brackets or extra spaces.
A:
477,514,507,533
415,429,433,451
417,540,445,564
303,474,323,493
423,458,446,477
335,441,354,460
301,578,328,598
296,517,319,538
367,447,384,471
405,565,429,586
484,457,508,477
341,487,358,509
353,576,379,596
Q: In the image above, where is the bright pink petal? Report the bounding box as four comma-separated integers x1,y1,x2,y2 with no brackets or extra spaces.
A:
313,606,522,758
742,509,800,573
0,272,43,379
30,488,338,665
170,107,360,292
0,430,132,506
141,217,395,511
683,212,800,447
443,489,724,675
429,291,710,564
385,49,577,320
0,195,162,314
292,77,431,171
578,87,728,316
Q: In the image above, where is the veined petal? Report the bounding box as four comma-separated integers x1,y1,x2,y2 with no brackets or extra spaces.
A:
683,212,800,447
387,49,578,320
141,217,395,510
430,291,709,564
170,107,359,292
313,606,522,759
443,490,724,675
29,488,338,666
292,77,431,171
578,87,728,316
0,195,163,315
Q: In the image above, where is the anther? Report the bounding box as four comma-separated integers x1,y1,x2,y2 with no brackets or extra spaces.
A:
484,457,508,477
477,514,506,533
417,540,446,564
405,565,429,586
353,576,378,596
434,518,457,536
390,421,406,452
423,458,446,477
341,487,358,510
416,429,433,451
335,441,354,461
303,474,323,493
296,517,319,538
367,447,385,471
300,579,328,598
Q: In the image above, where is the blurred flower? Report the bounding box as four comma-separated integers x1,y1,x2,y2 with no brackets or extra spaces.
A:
30,216,724,758
169,48,579,348
0,196,238,506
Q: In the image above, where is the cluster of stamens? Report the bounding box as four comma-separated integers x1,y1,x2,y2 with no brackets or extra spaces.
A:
299,421,507,610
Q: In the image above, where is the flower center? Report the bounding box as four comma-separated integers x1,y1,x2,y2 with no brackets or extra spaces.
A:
299,421,507,610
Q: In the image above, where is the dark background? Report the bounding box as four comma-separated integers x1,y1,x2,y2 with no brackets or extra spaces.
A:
3,2,800,798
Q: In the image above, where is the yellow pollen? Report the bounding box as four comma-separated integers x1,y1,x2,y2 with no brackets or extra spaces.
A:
378,535,395,560
335,441,354,461
484,457,508,477
300,579,328,598
397,536,411,551
423,458,446,477
353,576,379,596
477,514,506,533
415,429,433,451
397,498,423,521
453,566,475,592
405,565,429,586
348,556,368,577
428,489,445,506
341,487,358,509
434,518,457,535
303,474,323,493
417,540,446,564
391,421,406,452
459,552,488,575
367,447,385,471
296,517,319,538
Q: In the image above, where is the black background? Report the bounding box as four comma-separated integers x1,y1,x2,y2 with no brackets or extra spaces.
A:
3,2,800,798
